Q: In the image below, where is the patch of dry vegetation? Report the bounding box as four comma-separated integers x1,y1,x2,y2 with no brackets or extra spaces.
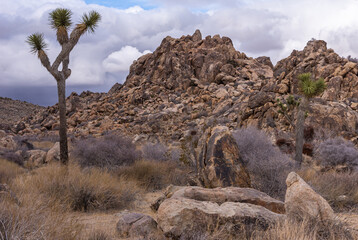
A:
0,197,81,240
117,160,190,191
0,159,25,184
250,218,356,240
12,163,140,212
299,169,358,212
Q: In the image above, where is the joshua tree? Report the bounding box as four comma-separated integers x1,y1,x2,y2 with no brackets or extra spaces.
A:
26,8,101,164
295,73,326,165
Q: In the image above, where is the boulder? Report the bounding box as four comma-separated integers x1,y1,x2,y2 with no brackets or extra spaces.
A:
0,136,17,150
0,130,6,138
170,186,285,214
116,212,165,240
26,150,47,168
45,142,60,163
285,172,335,221
157,197,284,239
198,126,251,188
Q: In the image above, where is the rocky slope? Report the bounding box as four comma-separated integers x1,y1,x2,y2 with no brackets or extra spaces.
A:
0,97,44,132
12,30,358,146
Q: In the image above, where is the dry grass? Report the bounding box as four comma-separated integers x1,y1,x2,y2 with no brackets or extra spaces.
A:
298,169,358,212
117,160,190,191
0,158,25,184
87,230,112,240
250,218,357,240
0,198,81,240
11,163,140,212
188,218,357,240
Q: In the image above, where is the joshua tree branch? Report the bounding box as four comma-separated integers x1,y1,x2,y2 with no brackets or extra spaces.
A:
52,27,83,72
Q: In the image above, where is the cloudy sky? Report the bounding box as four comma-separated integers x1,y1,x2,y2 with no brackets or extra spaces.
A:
1,0,358,106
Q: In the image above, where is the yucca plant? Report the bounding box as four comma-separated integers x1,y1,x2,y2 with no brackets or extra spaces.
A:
26,8,101,164
295,73,326,165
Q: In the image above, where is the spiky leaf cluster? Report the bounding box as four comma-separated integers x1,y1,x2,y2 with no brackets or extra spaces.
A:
26,33,48,54
49,8,73,30
81,10,101,33
277,95,299,114
298,73,326,98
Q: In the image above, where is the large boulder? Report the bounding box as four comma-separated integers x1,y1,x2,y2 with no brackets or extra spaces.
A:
197,126,250,188
170,186,285,214
285,172,335,221
116,212,165,240
157,197,283,239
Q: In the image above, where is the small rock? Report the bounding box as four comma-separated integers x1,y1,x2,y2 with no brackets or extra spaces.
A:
116,212,165,240
0,136,17,150
26,150,47,168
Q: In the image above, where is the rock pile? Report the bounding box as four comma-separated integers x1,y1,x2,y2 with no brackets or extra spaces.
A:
116,172,339,239
6,30,358,147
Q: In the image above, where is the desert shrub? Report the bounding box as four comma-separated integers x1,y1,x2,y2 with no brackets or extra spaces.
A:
314,137,358,171
117,160,189,190
12,163,139,212
142,142,168,161
0,200,81,240
233,127,294,199
0,159,25,184
300,171,358,211
250,218,356,240
87,230,111,240
73,134,140,169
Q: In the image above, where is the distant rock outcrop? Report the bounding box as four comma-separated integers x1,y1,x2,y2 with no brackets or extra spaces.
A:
0,97,44,132
13,30,358,148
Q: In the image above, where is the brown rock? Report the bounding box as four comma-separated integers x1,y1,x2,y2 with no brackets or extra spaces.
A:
157,197,283,239
0,136,17,150
45,142,60,163
170,186,285,214
116,212,165,240
285,172,335,221
26,149,47,168
198,126,251,188
0,130,7,138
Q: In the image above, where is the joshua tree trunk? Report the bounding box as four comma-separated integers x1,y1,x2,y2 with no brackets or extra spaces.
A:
57,77,68,164
295,97,308,165
27,8,101,165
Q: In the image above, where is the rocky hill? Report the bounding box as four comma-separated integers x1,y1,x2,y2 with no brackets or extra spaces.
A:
14,30,358,146
0,97,44,132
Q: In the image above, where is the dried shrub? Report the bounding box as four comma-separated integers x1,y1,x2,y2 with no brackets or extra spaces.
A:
300,170,358,211
12,163,139,212
142,142,168,161
117,160,189,191
233,127,294,199
0,199,81,240
0,159,25,184
251,218,356,240
73,134,140,169
314,137,358,171
87,230,111,240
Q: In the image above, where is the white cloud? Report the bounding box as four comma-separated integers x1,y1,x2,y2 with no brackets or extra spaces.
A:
123,6,144,14
2,0,358,105
103,46,151,72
